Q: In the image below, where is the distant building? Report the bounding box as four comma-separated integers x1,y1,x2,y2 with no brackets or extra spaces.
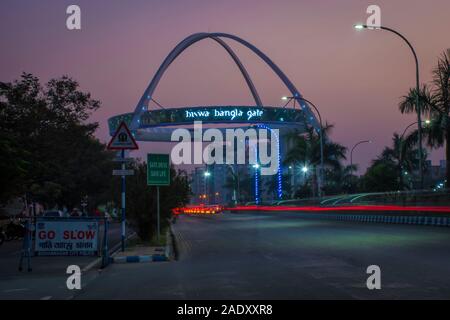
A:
190,164,234,205
189,127,296,204
424,160,446,188
190,167,207,204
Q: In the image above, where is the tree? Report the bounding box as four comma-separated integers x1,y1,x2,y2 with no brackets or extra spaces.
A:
122,162,191,241
324,164,357,195
0,73,112,209
362,132,421,191
399,49,450,186
263,173,292,201
223,166,252,204
284,123,347,197
0,133,29,203
372,133,421,190
362,162,399,192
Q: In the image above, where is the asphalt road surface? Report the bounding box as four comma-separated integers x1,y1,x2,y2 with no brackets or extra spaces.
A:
73,212,450,300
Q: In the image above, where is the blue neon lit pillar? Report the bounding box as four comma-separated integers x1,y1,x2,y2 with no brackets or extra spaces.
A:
254,147,260,205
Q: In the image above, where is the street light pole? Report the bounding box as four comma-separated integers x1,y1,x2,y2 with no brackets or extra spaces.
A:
204,169,211,205
354,24,424,189
282,96,324,197
400,120,430,140
399,120,430,189
350,140,371,174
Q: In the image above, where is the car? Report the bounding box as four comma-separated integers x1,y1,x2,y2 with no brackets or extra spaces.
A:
42,210,64,218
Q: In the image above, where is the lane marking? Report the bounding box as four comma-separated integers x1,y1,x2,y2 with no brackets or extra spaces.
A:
40,296,52,300
3,288,29,293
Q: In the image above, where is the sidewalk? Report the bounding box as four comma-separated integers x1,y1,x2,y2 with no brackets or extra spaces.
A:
112,229,173,263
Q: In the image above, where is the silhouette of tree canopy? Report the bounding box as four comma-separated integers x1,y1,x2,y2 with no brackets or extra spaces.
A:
0,73,112,209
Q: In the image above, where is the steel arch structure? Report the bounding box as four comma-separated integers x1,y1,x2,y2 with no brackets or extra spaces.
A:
129,32,320,133
110,33,322,203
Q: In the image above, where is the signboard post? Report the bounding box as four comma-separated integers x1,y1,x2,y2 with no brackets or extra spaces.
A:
147,154,170,241
107,122,138,251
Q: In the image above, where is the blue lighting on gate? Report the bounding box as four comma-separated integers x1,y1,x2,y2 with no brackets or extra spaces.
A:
252,146,260,205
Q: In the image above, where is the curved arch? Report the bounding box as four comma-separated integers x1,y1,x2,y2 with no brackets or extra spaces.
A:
210,37,263,107
131,33,262,126
130,33,320,133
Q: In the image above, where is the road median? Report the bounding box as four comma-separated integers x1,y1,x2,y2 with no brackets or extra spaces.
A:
111,227,173,264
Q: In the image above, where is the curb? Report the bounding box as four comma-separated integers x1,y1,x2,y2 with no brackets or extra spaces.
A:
112,254,168,263
81,231,137,272
111,227,174,264
169,222,179,260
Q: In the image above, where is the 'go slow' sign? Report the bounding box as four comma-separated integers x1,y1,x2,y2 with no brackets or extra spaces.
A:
35,219,99,256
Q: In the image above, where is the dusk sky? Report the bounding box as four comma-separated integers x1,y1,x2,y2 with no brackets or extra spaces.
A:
1,0,449,173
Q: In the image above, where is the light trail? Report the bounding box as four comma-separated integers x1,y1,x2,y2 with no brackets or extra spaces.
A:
225,205,450,213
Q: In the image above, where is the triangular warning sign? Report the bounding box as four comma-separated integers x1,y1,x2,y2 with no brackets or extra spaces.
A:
107,122,139,150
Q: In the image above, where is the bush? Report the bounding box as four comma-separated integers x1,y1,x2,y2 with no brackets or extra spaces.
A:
116,162,190,241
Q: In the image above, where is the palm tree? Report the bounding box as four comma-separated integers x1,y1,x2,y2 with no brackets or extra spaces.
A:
325,164,357,195
400,49,450,186
284,123,347,197
372,132,420,189
263,173,292,200
223,166,252,204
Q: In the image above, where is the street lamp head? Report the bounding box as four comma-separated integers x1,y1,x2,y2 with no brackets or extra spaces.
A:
204,171,211,177
253,163,260,169
425,119,431,125
281,96,290,101
302,166,308,173
353,24,366,30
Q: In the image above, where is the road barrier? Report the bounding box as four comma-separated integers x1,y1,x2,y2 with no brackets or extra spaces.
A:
282,213,450,227
18,217,111,272
226,207,450,228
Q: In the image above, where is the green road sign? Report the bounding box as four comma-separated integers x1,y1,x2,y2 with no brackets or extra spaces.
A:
147,154,170,186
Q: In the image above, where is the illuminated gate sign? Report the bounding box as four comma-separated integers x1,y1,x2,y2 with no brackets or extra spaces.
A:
35,218,99,256
108,106,307,135
184,107,264,121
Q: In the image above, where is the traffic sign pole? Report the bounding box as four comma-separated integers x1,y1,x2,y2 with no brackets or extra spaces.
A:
107,121,138,253
157,186,160,242
121,149,126,252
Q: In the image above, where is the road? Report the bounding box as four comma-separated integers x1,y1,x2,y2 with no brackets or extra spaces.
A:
0,222,127,300
73,212,450,300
